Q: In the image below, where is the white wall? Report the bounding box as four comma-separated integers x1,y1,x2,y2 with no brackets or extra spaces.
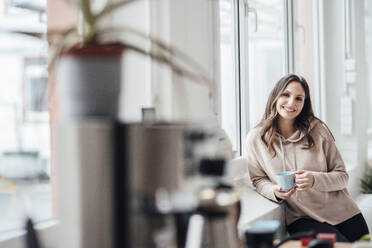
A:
167,0,217,122
105,0,152,122
115,0,218,123
321,0,368,197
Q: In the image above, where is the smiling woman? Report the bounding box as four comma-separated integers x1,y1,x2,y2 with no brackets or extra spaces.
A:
244,74,370,242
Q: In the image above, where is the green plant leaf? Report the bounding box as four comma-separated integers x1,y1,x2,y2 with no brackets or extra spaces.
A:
361,168,372,194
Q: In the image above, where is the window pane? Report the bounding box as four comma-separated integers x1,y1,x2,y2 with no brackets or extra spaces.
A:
0,0,51,232
219,0,239,151
292,0,319,116
247,0,286,128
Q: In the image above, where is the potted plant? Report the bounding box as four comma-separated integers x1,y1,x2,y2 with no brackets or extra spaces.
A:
358,165,372,238
361,166,372,194
14,0,211,120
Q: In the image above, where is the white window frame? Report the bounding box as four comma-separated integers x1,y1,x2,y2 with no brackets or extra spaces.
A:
215,0,243,155
313,0,326,121
238,0,294,156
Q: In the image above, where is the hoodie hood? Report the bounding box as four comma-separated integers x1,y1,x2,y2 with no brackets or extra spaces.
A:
277,117,320,144
275,118,321,172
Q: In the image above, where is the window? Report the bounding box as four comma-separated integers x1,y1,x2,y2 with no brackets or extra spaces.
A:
0,0,51,233
292,0,322,117
219,0,240,153
218,0,291,155
23,57,49,122
245,0,287,129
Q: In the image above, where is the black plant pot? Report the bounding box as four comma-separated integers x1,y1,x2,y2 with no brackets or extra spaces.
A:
58,44,125,120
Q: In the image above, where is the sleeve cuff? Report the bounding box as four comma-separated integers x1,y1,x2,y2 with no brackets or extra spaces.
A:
268,184,284,203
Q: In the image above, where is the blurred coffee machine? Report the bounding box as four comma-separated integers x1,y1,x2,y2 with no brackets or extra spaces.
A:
114,122,187,247
113,122,242,247
185,158,242,248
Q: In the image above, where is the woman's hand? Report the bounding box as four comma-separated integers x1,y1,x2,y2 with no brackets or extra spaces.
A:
295,170,314,191
273,185,296,200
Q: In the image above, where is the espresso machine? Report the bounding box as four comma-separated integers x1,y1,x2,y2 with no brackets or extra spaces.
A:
113,122,187,247
113,122,243,247
184,157,242,248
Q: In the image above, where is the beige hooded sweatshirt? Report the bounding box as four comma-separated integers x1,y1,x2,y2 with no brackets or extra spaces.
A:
244,118,360,226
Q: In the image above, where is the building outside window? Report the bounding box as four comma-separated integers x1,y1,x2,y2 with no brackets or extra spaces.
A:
0,0,51,233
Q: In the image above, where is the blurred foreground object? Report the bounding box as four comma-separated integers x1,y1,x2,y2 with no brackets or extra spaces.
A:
25,217,42,248
244,220,281,248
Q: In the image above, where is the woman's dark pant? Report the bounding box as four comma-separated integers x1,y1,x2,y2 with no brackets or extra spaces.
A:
287,213,370,242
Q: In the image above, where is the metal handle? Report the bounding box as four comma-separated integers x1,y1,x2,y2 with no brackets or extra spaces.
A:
296,24,306,44
243,0,258,32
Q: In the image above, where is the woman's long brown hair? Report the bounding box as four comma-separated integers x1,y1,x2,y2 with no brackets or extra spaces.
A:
258,74,317,157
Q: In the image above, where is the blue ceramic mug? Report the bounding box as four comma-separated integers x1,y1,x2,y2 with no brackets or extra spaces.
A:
276,171,296,191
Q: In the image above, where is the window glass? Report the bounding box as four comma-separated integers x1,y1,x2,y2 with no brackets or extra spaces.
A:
247,0,286,128
219,0,239,152
292,0,319,116
0,0,51,232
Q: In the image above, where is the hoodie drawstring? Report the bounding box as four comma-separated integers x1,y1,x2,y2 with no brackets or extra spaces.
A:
279,137,285,172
